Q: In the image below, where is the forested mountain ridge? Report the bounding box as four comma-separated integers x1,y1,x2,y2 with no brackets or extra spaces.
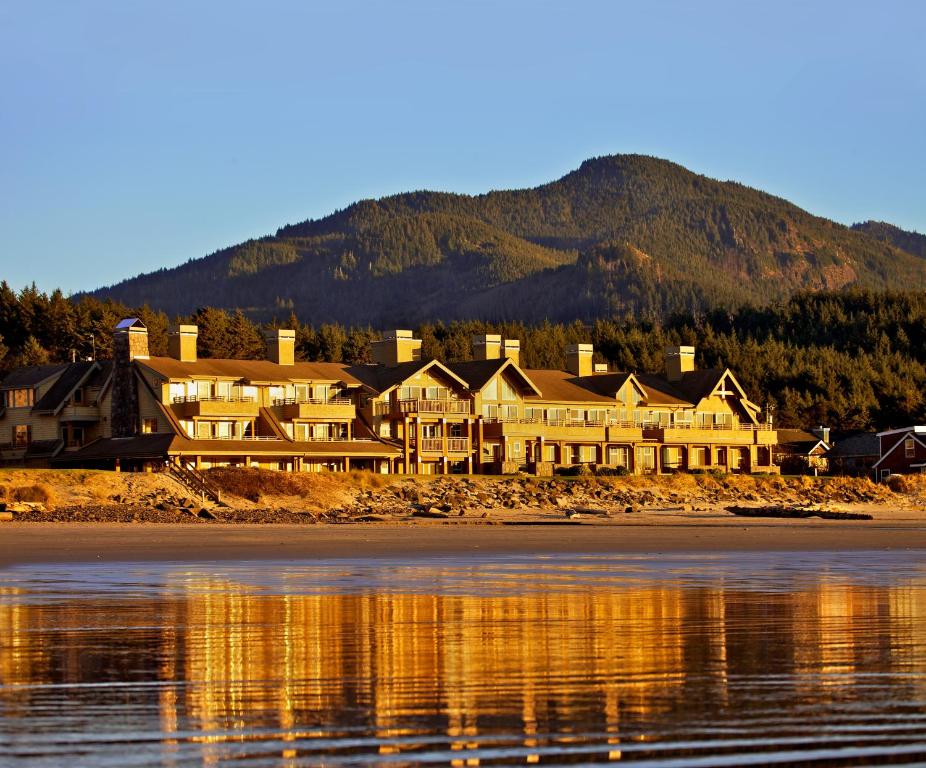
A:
89,155,926,323
851,220,926,260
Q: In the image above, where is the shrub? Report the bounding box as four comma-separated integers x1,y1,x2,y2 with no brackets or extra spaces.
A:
9,483,55,507
596,465,630,477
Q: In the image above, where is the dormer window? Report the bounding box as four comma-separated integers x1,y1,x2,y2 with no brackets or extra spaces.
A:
73,388,84,405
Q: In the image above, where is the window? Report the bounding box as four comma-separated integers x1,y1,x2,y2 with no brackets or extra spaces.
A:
66,426,84,448
197,421,212,439
169,382,187,402
72,388,84,405
13,425,30,447
905,437,916,458
215,422,232,439
525,407,544,422
500,404,519,420
482,404,498,420
7,389,34,408
216,381,232,399
500,378,517,401
142,418,158,434
637,446,655,471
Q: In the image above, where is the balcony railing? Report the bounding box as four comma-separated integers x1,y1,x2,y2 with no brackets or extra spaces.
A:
395,398,472,416
484,416,772,431
273,397,352,406
414,437,470,453
173,395,256,404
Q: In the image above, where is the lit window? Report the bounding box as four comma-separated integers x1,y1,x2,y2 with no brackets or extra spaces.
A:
13,425,30,447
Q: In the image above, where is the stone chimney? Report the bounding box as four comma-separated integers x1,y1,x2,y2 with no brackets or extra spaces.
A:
372,330,422,367
168,325,198,363
265,328,295,366
111,318,147,438
565,343,594,378
472,334,502,361
502,339,520,365
665,345,695,382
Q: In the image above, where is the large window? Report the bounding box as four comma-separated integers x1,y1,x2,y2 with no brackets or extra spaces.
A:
500,378,517,401
5,389,34,408
905,437,916,458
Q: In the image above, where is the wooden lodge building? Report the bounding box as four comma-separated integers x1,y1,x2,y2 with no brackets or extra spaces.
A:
0,319,778,476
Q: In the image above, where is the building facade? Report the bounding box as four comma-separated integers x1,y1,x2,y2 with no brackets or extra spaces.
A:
872,426,926,479
0,320,778,475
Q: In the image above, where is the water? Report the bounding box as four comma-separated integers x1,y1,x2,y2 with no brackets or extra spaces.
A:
2,552,926,766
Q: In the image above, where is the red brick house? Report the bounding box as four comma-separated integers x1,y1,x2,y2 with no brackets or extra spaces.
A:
873,426,926,480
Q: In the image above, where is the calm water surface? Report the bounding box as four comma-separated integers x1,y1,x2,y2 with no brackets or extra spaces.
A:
2,551,926,766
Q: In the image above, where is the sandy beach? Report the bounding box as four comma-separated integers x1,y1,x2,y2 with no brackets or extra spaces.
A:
2,519,925,567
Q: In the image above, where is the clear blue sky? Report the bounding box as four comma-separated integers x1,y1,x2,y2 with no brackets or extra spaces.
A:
2,0,924,294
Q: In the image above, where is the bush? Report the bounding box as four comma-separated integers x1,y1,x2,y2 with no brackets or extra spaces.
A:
8,483,55,507
596,465,630,476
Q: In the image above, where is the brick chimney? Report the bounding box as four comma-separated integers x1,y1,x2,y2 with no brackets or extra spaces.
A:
472,334,502,360
372,330,422,367
111,318,147,437
168,324,198,362
665,345,695,382
565,343,593,377
265,328,295,366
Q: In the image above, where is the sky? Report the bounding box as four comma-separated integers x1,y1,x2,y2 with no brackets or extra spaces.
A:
1,0,924,294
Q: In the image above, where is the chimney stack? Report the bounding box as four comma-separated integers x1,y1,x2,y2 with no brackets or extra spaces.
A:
372,330,422,367
812,425,831,445
502,339,520,365
565,343,594,377
112,319,147,438
169,325,198,363
593,363,608,373
665,345,695,382
472,334,502,361
265,328,295,366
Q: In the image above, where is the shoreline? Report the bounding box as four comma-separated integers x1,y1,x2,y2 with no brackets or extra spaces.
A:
2,520,925,567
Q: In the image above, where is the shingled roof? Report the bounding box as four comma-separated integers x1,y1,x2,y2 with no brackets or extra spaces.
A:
1,363,69,389
140,357,362,385
32,361,98,413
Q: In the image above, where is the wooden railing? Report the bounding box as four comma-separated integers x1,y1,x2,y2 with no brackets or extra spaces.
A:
273,397,352,406
173,395,256,403
484,416,773,431
415,437,470,453
165,458,221,503
395,398,472,415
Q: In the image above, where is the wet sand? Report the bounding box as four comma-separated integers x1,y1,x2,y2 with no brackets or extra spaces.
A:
2,520,926,566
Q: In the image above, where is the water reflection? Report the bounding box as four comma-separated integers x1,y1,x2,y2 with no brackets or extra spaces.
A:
1,554,926,765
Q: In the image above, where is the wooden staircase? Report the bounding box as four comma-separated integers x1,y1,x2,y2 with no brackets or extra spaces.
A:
166,458,222,503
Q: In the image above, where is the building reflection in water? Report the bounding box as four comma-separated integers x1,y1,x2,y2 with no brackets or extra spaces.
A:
1,566,926,764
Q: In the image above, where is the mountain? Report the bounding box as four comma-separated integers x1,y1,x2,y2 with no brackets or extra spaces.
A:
89,155,926,324
851,220,926,260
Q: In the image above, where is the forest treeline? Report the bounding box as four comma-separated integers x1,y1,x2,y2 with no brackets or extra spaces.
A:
2,281,924,432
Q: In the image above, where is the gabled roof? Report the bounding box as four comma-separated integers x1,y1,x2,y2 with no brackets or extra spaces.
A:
139,356,362,386
873,431,926,469
633,373,694,406
32,361,98,413
0,363,69,389
876,425,926,437
776,429,829,455
446,357,542,397
521,369,616,404
346,358,469,396
826,432,880,459
567,372,638,399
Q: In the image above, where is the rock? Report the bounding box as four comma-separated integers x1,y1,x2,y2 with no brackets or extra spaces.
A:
624,505,639,514
0,511,13,522
413,507,450,519
356,514,387,522
197,508,219,520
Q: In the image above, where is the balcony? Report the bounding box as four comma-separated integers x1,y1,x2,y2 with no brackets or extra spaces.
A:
59,404,101,422
482,417,611,441
171,396,260,418
393,398,473,417
644,422,775,445
415,437,470,454
273,397,356,421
